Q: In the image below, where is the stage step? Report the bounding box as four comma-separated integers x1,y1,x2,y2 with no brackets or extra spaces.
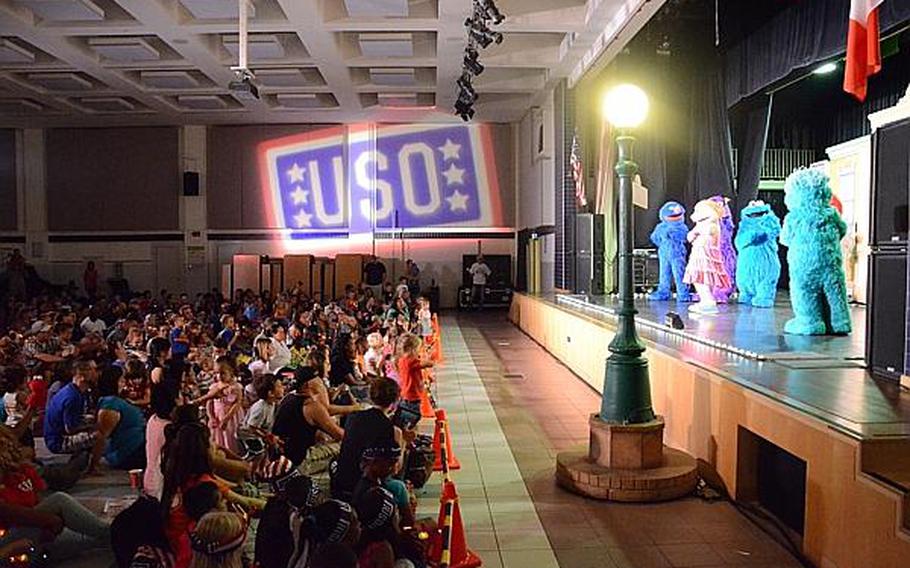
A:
860,438,910,536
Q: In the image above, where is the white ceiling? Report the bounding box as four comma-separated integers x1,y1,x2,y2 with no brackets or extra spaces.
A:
0,0,659,126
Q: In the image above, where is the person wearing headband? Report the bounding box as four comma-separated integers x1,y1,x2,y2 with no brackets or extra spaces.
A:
188,511,247,568
287,499,361,568
254,459,321,568
353,443,415,528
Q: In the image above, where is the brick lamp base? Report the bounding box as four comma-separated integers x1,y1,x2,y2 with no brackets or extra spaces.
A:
555,415,697,502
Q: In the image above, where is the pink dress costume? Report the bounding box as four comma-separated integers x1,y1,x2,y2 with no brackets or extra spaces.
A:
684,199,732,314
209,383,245,454
683,223,732,290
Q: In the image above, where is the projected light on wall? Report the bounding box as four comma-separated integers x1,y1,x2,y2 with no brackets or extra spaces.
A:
258,124,503,245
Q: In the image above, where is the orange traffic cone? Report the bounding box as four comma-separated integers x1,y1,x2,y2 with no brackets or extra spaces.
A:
420,387,435,418
431,480,482,568
431,314,444,362
433,408,461,471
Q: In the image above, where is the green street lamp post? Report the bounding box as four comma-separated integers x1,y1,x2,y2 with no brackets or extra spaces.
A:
599,84,657,425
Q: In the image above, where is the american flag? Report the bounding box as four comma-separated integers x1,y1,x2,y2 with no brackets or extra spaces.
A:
570,129,587,208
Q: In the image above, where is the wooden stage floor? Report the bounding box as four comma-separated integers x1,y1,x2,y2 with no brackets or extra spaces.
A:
538,293,910,440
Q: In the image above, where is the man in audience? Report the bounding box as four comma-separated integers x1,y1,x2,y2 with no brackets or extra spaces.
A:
43,360,99,456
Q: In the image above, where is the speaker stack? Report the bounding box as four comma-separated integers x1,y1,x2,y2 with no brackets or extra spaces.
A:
575,213,605,295
866,117,910,381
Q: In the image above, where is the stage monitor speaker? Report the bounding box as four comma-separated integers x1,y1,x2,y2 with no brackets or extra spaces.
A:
871,118,910,245
575,213,605,295
866,250,907,379
183,171,200,196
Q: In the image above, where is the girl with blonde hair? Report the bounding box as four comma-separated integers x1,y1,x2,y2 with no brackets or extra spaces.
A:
188,511,247,568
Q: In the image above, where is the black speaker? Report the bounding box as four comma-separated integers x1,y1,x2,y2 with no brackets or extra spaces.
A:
183,171,200,196
866,250,907,379
575,213,605,295
871,118,910,245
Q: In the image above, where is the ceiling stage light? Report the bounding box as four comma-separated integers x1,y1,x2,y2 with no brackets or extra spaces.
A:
812,62,838,75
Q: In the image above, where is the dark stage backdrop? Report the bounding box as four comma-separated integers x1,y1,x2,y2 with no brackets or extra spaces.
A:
725,0,910,107
0,129,16,231
46,127,179,231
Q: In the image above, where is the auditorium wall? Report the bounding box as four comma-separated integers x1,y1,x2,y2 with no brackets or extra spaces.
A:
5,124,518,307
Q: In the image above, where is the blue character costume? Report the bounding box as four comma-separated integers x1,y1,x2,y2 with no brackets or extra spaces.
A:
649,201,692,302
780,169,851,335
734,200,781,308
709,196,737,303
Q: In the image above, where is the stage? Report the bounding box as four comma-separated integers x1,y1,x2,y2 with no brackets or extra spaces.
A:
509,292,910,568
556,292,866,363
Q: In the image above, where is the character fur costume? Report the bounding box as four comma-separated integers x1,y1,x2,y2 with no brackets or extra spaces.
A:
649,201,692,302
779,169,851,335
734,200,781,308
709,195,737,302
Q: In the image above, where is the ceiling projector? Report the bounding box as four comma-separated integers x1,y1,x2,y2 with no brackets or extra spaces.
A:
229,68,260,100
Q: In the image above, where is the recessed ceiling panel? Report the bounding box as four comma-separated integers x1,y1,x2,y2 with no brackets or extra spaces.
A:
369,67,416,86
273,92,338,109
181,0,249,20
139,70,201,89
343,0,408,17
0,39,36,63
177,94,228,109
222,34,286,61
87,37,160,62
25,72,94,90
75,96,138,112
358,32,413,57
254,68,324,87
17,0,105,22
0,98,44,114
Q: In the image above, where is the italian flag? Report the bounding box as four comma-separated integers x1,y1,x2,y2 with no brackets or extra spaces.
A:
843,0,885,101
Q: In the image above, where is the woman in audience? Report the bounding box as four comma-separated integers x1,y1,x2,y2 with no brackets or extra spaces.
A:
144,383,179,499
89,365,147,473
148,337,172,386
160,420,263,568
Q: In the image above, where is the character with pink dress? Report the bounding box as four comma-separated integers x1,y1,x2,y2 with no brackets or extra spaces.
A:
684,199,733,315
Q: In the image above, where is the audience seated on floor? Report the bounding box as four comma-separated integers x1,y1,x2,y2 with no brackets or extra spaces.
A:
0,276,444,566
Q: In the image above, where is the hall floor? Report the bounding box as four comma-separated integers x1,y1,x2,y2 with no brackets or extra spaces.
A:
429,312,803,568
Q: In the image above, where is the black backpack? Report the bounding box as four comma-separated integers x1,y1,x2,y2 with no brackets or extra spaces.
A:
399,434,435,489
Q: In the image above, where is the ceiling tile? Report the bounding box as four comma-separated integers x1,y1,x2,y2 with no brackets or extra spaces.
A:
343,0,408,17
25,71,95,90
87,37,161,62
17,0,105,22
0,39,37,64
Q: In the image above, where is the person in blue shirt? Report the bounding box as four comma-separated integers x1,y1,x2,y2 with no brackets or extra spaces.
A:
169,314,190,360
44,360,98,455
89,365,146,473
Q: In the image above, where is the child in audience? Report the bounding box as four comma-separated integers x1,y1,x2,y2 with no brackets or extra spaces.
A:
396,334,433,422
188,511,247,568
2,367,32,437
254,458,321,568
238,373,283,462
193,357,245,454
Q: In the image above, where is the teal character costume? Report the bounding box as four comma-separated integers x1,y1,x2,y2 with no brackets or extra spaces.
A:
779,169,851,335
734,200,781,308
649,201,692,302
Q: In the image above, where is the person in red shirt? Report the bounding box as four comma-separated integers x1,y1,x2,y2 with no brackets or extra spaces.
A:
0,427,110,562
395,334,433,423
